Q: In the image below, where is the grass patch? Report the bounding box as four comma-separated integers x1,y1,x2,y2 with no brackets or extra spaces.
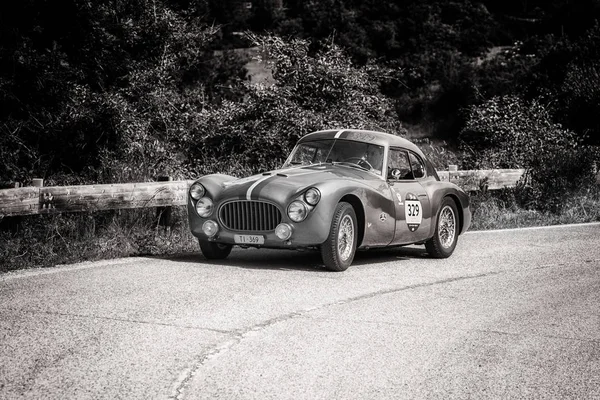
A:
0,207,197,273
469,187,600,230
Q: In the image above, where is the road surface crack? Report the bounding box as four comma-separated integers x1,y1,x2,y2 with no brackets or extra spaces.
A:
170,271,503,399
170,309,310,399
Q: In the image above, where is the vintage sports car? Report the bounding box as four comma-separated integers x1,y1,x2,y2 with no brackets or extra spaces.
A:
188,129,471,271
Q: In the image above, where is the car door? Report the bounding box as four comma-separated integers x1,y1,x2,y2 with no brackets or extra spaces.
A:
386,147,432,245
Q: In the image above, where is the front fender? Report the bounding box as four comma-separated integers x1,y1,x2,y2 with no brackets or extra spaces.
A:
303,179,394,248
187,174,236,234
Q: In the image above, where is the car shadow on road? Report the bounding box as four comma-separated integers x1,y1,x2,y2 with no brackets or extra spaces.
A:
157,245,429,272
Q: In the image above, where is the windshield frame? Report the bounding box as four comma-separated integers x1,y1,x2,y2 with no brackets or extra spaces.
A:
283,138,387,178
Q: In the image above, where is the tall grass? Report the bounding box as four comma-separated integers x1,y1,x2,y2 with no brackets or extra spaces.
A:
469,186,600,230
0,207,197,273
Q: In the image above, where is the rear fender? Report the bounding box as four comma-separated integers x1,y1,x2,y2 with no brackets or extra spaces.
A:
421,180,471,237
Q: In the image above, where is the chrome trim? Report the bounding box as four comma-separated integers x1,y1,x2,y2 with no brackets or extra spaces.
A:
219,200,282,232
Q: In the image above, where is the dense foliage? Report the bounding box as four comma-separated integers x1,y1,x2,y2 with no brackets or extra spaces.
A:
2,0,600,271
186,33,404,176
459,96,598,210
0,0,247,184
1,0,599,205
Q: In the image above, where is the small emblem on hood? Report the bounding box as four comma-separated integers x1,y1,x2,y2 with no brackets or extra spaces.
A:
379,212,387,222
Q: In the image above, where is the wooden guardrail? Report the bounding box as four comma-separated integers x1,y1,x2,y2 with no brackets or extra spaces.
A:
0,167,530,218
0,180,194,218
437,166,527,191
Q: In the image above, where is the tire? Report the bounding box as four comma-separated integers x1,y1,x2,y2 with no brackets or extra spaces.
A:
321,202,358,271
199,240,233,260
426,197,459,258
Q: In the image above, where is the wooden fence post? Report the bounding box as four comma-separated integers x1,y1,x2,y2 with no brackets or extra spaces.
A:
448,165,458,183
156,176,173,228
0,179,42,232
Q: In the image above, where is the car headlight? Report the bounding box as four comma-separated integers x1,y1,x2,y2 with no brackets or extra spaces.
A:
304,188,321,206
195,197,214,217
275,223,293,240
202,220,219,237
288,200,308,222
190,182,205,200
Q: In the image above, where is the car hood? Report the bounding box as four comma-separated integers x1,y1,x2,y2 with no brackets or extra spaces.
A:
213,164,380,203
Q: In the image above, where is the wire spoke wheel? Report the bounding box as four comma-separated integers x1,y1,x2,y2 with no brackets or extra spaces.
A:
438,205,456,249
337,214,355,262
322,202,357,271
426,197,459,258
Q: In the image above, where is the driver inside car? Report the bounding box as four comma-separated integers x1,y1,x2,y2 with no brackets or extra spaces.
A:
363,144,383,174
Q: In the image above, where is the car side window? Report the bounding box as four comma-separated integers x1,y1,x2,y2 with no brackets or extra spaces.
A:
408,152,426,179
387,148,413,180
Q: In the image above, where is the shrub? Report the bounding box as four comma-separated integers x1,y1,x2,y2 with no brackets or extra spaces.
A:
460,95,598,211
185,33,405,176
0,208,196,272
525,24,600,145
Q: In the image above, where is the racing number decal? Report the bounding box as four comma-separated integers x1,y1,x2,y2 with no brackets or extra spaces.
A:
407,202,420,218
405,193,422,232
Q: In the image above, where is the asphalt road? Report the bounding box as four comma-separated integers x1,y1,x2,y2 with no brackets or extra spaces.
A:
1,223,599,399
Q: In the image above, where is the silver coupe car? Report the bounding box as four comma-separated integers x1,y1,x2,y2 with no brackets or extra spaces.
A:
188,129,471,271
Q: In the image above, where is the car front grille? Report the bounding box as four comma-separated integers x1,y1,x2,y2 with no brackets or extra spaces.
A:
219,200,282,231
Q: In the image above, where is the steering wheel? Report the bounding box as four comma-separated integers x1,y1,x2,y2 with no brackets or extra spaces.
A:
344,157,374,170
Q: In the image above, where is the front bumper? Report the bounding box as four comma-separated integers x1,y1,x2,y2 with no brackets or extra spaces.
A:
188,200,331,249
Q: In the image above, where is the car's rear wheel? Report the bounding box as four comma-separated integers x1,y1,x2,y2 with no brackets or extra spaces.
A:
321,202,357,271
426,197,459,258
199,240,233,260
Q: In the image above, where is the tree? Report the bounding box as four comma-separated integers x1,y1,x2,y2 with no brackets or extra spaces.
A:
0,0,248,184
185,34,405,176
459,95,598,211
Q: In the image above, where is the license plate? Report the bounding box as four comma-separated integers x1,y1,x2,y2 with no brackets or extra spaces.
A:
234,234,264,245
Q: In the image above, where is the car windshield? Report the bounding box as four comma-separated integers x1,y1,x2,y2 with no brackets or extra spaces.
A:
284,139,384,175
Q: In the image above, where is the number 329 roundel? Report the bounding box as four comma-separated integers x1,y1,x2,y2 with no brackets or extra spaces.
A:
405,193,422,232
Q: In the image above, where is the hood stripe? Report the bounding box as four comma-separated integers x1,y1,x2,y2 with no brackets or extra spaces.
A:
246,175,273,200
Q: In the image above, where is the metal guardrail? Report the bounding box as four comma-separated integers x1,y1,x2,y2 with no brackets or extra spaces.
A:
0,167,533,218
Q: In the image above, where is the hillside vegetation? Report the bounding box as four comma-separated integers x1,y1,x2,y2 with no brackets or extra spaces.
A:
1,0,599,270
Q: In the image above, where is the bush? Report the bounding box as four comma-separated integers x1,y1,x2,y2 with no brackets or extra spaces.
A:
0,1,249,185
460,95,598,211
185,33,406,176
525,24,600,145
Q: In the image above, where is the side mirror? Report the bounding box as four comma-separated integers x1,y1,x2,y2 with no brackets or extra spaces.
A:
414,165,424,178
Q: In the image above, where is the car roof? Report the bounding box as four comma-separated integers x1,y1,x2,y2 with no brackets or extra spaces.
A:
299,129,425,157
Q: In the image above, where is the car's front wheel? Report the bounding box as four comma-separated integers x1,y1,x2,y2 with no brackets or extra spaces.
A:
321,202,357,271
199,240,233,260
426,197,459,258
